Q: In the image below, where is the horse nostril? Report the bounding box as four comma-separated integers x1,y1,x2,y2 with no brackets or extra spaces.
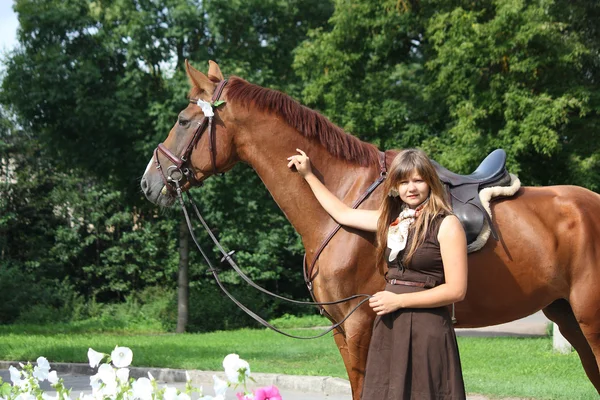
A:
141,177,149,192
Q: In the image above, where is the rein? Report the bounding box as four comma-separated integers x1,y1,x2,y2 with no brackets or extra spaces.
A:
154,80,388,339
174,184,372,339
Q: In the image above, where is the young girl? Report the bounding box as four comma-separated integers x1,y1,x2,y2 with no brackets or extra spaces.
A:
287,148,468,400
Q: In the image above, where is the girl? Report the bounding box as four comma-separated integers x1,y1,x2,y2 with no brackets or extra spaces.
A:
287,148,468,400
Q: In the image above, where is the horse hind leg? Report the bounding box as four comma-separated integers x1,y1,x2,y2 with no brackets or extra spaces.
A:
543,299,600,393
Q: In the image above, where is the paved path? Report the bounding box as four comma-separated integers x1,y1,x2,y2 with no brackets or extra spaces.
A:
0,312,551,400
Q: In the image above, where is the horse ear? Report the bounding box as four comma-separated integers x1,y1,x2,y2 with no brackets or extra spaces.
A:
207,60,224,83
185,59,215,96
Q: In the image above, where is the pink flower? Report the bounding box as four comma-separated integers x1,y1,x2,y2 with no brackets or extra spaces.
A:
253,386,282,400
235,392,253,400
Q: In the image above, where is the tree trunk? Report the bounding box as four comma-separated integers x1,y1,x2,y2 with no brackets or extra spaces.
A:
176,217,190,333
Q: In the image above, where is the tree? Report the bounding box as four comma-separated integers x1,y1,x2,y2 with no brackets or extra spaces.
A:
1,0,335,329
294,0,600,189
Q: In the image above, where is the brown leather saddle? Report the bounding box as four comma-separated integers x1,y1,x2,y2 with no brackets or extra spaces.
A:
432,149,511,245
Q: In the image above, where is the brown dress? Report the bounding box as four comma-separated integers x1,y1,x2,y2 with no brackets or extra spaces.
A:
361,214,466,400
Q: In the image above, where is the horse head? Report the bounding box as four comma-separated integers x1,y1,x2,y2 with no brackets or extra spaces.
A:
141,60,239,207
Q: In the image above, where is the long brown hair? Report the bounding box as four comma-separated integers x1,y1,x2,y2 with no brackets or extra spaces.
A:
375,149,452,269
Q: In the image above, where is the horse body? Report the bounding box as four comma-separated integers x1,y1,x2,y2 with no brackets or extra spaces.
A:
141,61,600,398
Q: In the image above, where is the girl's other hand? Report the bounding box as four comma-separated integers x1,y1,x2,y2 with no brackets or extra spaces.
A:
369,291,402,315
287,148,313,178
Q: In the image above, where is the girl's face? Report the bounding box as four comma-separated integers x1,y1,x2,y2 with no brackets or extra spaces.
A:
397,170,430,209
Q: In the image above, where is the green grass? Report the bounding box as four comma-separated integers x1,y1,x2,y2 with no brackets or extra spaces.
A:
458,337,596,400
0,318,596,399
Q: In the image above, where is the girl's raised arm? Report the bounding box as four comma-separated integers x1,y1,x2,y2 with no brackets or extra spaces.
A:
287,149,380,232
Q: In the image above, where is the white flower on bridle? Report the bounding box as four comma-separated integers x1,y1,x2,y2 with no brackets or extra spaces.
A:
196,99,215,117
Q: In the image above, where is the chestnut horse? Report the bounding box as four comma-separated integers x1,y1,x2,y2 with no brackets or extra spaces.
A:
140,61,600,398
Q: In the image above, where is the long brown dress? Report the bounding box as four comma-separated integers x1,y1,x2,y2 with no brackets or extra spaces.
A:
361,214,466,400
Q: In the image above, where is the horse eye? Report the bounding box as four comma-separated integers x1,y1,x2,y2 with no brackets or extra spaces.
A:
178,118,190,127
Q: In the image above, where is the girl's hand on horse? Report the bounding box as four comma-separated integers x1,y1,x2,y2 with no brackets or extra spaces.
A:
287,149,313,178
369,291,403,315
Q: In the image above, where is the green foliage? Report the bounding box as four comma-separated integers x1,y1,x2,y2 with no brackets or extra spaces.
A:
2,0,600,329
295,0,600,188
268,313,330,329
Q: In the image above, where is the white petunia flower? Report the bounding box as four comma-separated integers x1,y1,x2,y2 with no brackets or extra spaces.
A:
163,386,178,400
132,377,153,400
212,375,228,397
196,99,214,117
37,356,51,370
47,370,59,384
147,372,155,381
9,365,22,384
42,393,58,400
90,363,117,392
222,354,250,384
100,381,118,398
15,394,36,400
116,368,130,383
33,356,51,381
87,348,105,368
111,346,133,368
177,393,191,400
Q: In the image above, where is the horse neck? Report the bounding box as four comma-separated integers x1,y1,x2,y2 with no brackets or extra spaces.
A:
234,122,376,244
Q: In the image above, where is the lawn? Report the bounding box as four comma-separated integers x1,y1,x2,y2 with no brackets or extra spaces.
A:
0,322,596,400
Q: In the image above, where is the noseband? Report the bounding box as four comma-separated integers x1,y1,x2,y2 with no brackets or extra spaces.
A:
153,79,228,192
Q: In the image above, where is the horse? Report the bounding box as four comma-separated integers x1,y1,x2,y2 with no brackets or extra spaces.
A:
140,60,600,399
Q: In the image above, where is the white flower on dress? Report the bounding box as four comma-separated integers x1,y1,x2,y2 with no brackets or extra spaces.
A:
111,346,133,368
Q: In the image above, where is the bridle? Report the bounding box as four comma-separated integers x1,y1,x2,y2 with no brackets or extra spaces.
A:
151,79,387,339
153,79,229,192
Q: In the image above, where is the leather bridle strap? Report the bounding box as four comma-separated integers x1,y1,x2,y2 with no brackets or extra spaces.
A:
154,79,228,190
303,151,388,291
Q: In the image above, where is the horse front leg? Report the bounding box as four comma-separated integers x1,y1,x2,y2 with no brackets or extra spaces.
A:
543,299,600,394
340,311,374,400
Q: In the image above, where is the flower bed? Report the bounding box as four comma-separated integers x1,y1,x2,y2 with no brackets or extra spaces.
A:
2,347,281,400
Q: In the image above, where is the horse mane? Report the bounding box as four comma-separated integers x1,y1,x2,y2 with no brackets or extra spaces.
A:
220,77,381,167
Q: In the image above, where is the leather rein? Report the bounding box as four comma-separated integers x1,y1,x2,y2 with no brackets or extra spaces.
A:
153,79,387,339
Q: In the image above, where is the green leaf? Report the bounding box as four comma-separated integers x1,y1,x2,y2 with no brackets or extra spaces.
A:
0,382,12,397
212,100,226,107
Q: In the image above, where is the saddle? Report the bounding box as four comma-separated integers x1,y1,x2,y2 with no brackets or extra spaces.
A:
432,149,512,245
